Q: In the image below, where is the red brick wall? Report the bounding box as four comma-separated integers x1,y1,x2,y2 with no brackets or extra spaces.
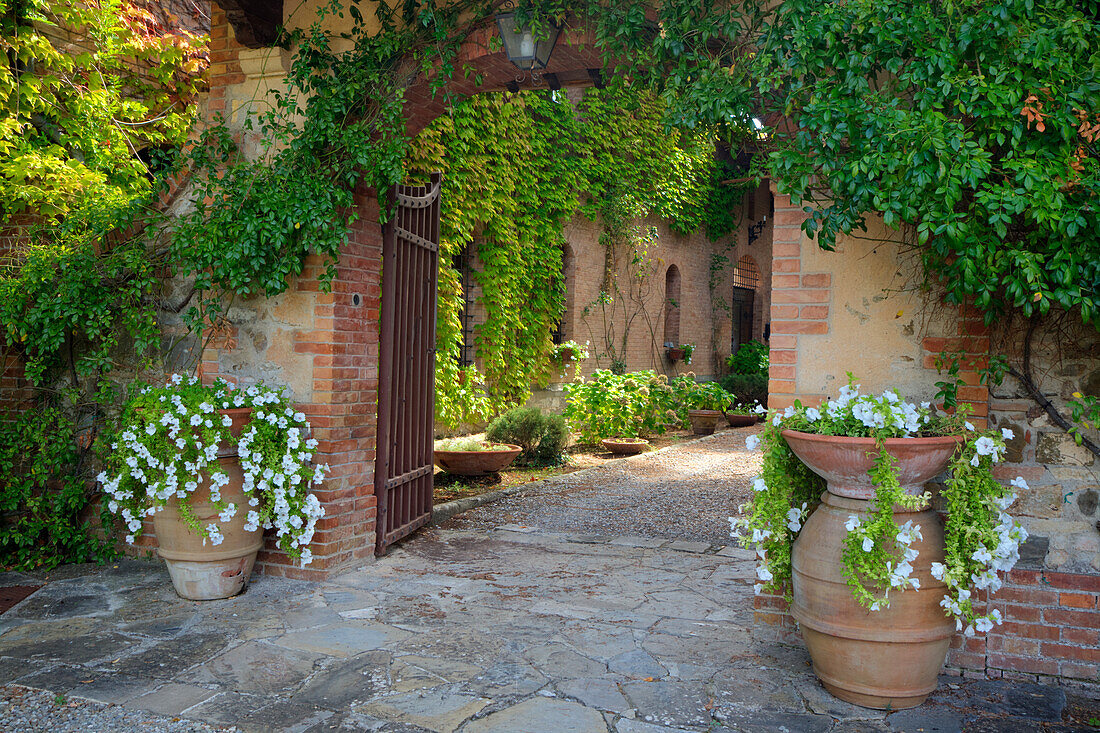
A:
767,193,831,410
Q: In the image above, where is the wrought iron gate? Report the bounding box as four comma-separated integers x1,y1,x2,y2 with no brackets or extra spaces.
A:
375,172,442,554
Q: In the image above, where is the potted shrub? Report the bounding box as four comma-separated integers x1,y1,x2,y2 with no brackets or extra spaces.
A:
685,381,734,435
433,437,522,476
563,370,682,445
600,437,650,455
97,375,327,601
736,377,1028,710
725,400,764,427
666,342,694,364
550,340,589,367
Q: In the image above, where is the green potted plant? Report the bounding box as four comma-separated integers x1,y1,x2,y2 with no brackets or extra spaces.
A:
563,370,682,446
685,381,734,435
725,400,764,427
433,437,522,476
550,340,589,366
666,342,695,364
735,376,1028,710
97,375,327,600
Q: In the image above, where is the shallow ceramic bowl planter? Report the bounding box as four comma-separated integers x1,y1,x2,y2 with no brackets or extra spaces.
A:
782,429,962,710
434,444,522,476
688,409,722,435
725,413,756,428
601,437,650,455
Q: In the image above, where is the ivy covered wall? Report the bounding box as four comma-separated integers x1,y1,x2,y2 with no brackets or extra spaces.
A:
406,87,746,428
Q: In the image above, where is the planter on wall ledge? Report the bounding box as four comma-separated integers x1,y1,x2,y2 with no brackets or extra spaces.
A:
687,409,722,435
666,347,685,362
155,408,262,601
433,444,522,476
782,429,963,710
725,413,756,428
601,437,650,455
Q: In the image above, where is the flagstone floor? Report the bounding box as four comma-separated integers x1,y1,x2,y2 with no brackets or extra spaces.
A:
0,526,1087,732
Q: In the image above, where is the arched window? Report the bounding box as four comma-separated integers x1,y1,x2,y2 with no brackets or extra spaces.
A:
554,242,575,344
731,256,759,351
663,264,681,346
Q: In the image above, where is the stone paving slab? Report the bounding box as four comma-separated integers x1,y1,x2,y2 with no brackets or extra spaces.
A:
0,528,1095,732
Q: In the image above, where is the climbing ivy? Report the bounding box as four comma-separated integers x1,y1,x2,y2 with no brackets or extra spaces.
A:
407,86,740,425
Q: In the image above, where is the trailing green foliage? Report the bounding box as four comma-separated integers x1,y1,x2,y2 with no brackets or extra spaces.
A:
0,1,204,569
0,404,116,570
407,87,733,426
485,407,568,466
755,0,1100,327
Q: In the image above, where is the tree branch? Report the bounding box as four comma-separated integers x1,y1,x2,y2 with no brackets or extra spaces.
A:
1007,317,1100,459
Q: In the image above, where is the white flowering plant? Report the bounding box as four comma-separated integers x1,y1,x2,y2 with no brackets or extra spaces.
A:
734,375,1029,636
97,374,328,566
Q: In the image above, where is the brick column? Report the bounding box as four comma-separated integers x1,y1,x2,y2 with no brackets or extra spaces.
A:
766,193,832,410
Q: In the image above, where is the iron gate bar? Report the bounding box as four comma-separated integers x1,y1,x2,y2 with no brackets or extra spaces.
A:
395,226,439,252
375,172,442,555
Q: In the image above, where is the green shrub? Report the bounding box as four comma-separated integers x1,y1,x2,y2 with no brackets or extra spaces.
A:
485,407,569,466
435,437,505,452
683,381,736,412
0,406,115,570
719,371,769,408
726,340,769,375
564,370,686,442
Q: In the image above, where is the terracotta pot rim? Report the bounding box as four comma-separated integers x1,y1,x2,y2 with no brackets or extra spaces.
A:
781,429,964,448
217,406,253,415
434,444,522,455
688,409,722,416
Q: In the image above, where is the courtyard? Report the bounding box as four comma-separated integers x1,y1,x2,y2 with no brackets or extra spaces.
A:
1,434,1094,732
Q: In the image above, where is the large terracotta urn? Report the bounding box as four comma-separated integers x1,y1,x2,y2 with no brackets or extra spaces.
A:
154,408,262,601
782,429,962,709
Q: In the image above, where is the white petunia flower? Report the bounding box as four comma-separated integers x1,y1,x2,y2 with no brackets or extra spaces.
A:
745,434,761,451
862,537,874,553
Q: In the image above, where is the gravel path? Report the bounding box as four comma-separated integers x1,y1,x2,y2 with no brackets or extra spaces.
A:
0,685,234,732
443,426,764,544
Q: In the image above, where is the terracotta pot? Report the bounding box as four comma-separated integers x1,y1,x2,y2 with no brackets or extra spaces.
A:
688,409,722,435
433,444,522,476
667,347,686,362
782,430,963,709
601,438,649,455
725,413,756,428
154,453,263,601
781,430,962,500
792,491,954,709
